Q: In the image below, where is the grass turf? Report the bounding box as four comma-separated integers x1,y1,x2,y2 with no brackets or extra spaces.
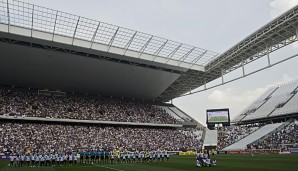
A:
208,116,228,122
0,154,297,171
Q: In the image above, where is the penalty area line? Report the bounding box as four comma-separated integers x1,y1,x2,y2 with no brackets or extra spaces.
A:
92,164,125,171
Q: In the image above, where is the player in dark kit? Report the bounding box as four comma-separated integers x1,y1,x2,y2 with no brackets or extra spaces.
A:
85,151,90,164
105,150,109,164
79,151,84,164
100,150,105,164
95,150,100,164
91,150,95,164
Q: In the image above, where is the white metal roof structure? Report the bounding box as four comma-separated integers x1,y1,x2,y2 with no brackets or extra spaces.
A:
233,81,298,123
164,3,298,101
0,0,219,69
0,0,298,102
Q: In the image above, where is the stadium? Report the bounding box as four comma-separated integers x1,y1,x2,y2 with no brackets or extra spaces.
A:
0,0,297,171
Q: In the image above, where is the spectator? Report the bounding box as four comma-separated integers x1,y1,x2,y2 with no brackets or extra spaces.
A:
248,122,298,149
0,121,200,153
0,89,180,124
217,124,260,149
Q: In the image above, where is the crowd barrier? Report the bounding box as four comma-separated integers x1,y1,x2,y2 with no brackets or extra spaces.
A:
0,155,13,159
289,148,298,154
217,149,283,155
178,151,196,155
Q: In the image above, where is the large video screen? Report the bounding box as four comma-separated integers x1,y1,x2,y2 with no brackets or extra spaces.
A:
206,108,230,124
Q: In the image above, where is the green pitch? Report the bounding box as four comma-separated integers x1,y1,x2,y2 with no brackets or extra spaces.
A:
208,116,228,122
0,154,297,171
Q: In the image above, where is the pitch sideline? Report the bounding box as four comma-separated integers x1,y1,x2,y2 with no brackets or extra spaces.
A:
93,163,125,171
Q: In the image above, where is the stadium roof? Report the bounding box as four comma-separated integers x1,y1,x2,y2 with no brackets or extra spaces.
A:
160,3,298,101
0,0,219,69
0,0,298,102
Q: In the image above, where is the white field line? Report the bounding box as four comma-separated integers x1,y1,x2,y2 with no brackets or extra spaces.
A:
93,164,125,171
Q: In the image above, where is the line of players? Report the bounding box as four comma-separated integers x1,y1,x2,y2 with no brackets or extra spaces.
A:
9,153,78,167
196,150,216,167
9,150,170,167
79,150,170,164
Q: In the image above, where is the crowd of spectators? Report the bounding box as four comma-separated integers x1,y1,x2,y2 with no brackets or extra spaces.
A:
0,121,200,154
0,89,179,124
217,124,260,150
248,121,298,149
180,128,203,141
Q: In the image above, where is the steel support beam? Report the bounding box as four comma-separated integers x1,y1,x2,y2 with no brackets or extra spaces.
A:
189,50,207,69
242,61,245,77
123,31,137,55
178,47,195,66
52,11,58,41
6,0,10,32
138,35,153,58
267,45,271,67
107,27,119,52
221,70,224,84
72,16,80,45
31,5,34,37
90,22,100,48
165,43,182,64
152,40,168,61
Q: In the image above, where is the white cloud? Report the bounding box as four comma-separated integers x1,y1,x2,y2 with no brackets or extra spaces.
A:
208,74,294,104
208,87,266,105
270,0,298,19
207,87,266,121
